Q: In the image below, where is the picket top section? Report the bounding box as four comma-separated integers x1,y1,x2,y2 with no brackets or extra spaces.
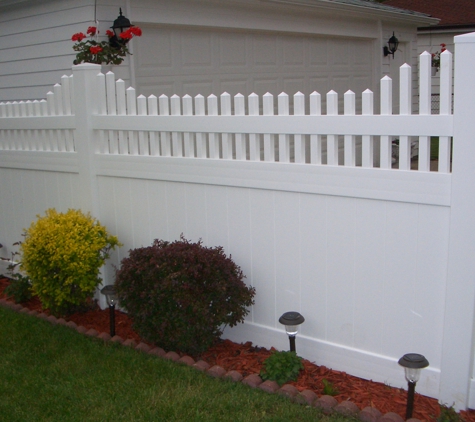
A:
0,51,454,173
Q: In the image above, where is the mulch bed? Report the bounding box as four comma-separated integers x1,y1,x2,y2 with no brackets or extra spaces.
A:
1,277,474,422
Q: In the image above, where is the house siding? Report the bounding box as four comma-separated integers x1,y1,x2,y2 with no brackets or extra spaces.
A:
0,0,132,101
0,0,93,100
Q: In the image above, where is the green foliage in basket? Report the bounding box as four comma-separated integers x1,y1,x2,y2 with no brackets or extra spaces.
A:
115,236,256,355
20,209,120,316
260,351,304,386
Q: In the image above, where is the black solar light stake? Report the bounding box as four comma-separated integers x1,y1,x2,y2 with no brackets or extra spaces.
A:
279,311,305,353
398,353,429,420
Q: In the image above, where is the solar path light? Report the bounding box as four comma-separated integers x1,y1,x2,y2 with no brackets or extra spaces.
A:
279,311,305,353
398,353,429,420
100,285,118,337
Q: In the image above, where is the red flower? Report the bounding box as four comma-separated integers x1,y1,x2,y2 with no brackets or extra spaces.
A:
90,46,103,54
106,29,114,38
71,32,86,42
119,29,133,40
130,26,142,36
87,26,97,36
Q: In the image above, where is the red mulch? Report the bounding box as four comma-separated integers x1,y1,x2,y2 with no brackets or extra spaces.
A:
1,277,474,422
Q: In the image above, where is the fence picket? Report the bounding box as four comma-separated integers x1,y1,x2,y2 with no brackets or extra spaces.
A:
54,84,67,152
171,95,183,157
439,50,453,173
327,90,338,166
294,92,305,164
33,100,44,151
69,75,75,115
105,72,118,154
127,87,138,155
221,92,232,160
380,76,392,169
194,94,206,158
183,95,194,158
159,94,171,156
97,72,108,154
19,101,28,150
419,51,432,171
248,93,260,161
46,92,57,152
26,100,37,151
148,95,159,156
263,93,275,162
116,79,127,155
310,91,322,165
208,94,219,159
137,95,148,156
362,89,374,168
399,64,412,171
278,93,290,163
40,99,48,151
61,75,72,116
0,102,6,149
344,90,356,167
234,94,246,160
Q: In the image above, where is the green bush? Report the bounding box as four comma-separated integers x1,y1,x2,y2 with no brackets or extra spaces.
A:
20,209,120,316
115,236,256,355
1,242,32,303
4,273,32,304
260,351,304,386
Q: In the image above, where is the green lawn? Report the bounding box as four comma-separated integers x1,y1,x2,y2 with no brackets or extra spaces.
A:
0,306,356,422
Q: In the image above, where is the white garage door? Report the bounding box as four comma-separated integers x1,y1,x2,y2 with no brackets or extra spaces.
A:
134,25,374,108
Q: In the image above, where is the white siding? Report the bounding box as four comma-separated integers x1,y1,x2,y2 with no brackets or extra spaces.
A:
0,0,132,101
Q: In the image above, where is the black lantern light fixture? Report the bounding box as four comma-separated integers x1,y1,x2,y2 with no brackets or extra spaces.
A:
109,8,132,49
279,311,305,353
100,285,118,337
398,353,429,420
383,32,399,58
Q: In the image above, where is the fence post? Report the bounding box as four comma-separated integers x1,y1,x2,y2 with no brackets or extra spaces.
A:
71,63,101,217
439,32,475,411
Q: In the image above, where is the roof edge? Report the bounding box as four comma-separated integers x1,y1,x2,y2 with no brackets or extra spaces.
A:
262,0,439,25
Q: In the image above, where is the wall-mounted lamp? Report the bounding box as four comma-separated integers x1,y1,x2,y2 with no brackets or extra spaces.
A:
398,353,429,420
279,311,305,353
383,32,399,58
101,285,118,337
109,8,132,49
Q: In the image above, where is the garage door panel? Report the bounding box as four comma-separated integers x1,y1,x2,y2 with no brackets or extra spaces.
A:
138,81,176,98
283,77,308,96
308,38,329,66
137,28,174,69
218,79,249,97
181,80,215,97
283,38,306,66
331,40,351,66
218,33,249,67
135,25,373,104
181,31,213,68
353,40,373,66
253,36,279,67
252,77,281,96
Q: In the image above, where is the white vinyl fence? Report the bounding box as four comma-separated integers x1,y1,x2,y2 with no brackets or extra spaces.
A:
2,32,475,412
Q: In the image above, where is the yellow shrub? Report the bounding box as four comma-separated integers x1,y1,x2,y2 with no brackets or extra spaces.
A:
20,209,120,315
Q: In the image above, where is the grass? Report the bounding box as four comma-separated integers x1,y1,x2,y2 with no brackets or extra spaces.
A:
0,306,356,422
